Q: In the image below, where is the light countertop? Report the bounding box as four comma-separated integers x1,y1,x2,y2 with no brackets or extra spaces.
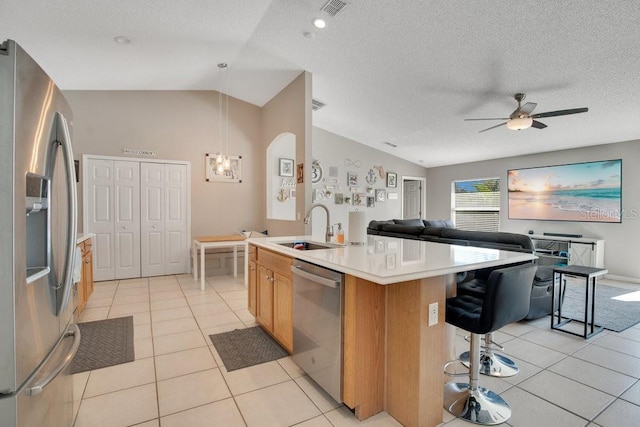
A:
248,235,537,285
76,233,95,244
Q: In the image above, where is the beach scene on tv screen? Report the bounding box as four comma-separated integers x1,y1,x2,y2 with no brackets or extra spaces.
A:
508,160,622,223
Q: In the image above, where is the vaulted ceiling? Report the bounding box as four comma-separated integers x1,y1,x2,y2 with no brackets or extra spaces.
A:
3,0,639,167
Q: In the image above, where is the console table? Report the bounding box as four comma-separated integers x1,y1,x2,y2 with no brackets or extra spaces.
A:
551,265,608,338
192,235,247,290
530,234,605,268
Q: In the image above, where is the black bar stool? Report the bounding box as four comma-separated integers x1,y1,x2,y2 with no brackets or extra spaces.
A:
444,264,537,425
457,266,533,377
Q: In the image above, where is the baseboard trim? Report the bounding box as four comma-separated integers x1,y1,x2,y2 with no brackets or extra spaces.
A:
604,274,640,284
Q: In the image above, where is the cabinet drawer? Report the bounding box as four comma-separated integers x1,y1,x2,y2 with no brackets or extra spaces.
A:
248,244,257,262
257,248,292,277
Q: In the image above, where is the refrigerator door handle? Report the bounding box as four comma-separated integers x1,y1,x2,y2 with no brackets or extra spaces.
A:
24,323,81,396
54,112,78,315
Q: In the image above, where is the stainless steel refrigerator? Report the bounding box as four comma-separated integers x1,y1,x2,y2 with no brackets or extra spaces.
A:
0,39,81,427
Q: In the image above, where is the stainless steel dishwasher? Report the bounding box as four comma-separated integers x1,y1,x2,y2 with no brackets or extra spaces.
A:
291,259,344,403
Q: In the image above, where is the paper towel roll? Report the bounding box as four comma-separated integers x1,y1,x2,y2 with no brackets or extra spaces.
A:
348,210,366,245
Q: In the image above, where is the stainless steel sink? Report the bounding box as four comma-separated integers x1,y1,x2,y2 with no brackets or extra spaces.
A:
277,241,338,250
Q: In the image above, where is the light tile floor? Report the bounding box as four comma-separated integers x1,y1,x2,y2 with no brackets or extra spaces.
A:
72,274,640,427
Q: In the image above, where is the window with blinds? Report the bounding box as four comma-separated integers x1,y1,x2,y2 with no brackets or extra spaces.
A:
452,178,500,232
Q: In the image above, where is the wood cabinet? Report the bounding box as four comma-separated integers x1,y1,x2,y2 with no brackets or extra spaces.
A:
273,271,293,350
248,245,257,316
76,239,94,315
256,264,274,330
253,246,293,352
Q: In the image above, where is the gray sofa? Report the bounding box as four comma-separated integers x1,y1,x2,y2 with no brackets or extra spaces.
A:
367,219,553,320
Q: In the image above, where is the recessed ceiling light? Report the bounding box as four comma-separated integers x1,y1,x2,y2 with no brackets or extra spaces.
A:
113,36,131,45
312,18,327,29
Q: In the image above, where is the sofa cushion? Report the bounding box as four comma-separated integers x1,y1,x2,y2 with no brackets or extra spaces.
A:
421,226,444,237
423,219,454,228
380,223,425,236
393,218,424,227
367,220,395,231
440,228,534,252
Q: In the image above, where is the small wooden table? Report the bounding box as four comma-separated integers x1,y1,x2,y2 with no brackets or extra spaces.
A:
551,265,608,338
192,235,247,290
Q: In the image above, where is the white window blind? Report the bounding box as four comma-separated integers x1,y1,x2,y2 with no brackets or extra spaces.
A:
453,178,500,232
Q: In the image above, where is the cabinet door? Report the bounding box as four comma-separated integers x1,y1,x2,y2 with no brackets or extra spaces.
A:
569,242,594,267
273,271,293,352
256,265,274,331
248,260,257,316
76,243,86,314
83,242,94,299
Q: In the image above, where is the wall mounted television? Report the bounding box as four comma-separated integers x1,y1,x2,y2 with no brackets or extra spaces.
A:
507,159,622,223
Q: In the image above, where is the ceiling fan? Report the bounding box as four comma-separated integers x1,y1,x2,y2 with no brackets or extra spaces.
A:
465,93,588,133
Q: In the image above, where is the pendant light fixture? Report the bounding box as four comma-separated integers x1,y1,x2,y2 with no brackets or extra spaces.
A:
215,62,231,174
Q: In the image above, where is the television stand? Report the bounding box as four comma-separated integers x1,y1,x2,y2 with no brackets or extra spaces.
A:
529,234,605,268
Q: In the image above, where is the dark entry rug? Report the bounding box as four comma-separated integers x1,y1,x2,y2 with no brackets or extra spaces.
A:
560,282,640,332
70,316,135,374
209,326,288,372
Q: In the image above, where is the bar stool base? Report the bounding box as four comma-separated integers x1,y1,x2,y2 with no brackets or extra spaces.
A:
444,382,511,425
460,351,519,377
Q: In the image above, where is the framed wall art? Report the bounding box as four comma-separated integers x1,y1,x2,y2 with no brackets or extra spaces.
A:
205,153,242,183
386,172,397,188
279,158,294,177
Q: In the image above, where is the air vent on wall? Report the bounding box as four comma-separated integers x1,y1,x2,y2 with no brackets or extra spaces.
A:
321,0,348,17
312,98,327,111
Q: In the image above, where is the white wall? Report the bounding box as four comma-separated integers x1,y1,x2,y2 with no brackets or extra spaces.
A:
425,139,640,281
311,127,428,240
64,90,264,237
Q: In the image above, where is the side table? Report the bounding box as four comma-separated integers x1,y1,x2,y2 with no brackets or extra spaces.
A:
192,235,248,290
551,265,608,338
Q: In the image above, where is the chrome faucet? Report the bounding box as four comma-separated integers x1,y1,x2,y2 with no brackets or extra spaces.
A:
304,203,333,243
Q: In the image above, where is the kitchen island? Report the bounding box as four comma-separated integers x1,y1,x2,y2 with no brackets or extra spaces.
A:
248,235,536,427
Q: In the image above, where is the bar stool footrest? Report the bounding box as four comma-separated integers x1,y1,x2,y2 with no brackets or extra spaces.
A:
459,351,520,378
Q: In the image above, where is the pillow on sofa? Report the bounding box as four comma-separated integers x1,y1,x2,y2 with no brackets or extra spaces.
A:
423,219,454,228
380,223,425,236
368,220,395,231
393,219,424,227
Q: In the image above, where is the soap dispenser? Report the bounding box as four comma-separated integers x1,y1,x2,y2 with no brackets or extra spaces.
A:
335,223,344,244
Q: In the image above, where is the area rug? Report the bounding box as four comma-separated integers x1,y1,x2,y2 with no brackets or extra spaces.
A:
209,326,288,372
70,316,135,374
559,282,640,332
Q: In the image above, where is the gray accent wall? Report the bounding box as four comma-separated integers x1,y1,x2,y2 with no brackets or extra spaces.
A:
425,139,640,281
311,127,428,239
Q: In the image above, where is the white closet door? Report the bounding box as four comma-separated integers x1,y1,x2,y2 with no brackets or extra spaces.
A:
140,163,166,277
86,159,115,281
163,164,188,274
114,161,141,279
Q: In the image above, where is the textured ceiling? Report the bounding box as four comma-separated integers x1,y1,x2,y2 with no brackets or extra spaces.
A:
2,0,639,167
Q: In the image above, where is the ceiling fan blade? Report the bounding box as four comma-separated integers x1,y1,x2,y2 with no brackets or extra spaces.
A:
464,117,509,121
479,122,507,133
531,120,547,129
531,107,588,119
519,102,537,115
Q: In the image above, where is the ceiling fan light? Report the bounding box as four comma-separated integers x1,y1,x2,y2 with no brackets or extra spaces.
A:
507,117,533,131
